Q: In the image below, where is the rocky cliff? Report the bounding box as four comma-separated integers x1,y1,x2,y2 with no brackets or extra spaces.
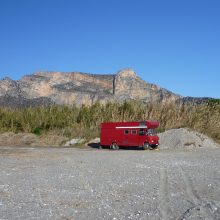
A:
0,68,208,108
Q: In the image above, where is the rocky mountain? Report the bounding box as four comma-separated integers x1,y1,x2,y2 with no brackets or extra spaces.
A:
0,68,209,108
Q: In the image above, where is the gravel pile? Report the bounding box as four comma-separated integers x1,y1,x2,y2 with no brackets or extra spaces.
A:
158,128,219,150
64,138,85,147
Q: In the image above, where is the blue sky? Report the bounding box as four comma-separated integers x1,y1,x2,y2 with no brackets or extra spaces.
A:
0,0,219,98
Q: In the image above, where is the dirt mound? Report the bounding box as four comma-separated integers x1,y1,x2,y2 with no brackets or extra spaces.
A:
158,128,219,150
0,132,68,147
0,132,38,146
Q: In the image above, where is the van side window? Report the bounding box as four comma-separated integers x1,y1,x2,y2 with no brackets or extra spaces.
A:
132,130,137,135
124,130,129,135
139,129,145,136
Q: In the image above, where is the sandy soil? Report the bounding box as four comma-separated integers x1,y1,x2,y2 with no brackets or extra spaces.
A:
0,146,220,220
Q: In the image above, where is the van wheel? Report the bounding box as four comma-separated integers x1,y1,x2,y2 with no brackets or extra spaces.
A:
143,142,150,150
111,143,119,150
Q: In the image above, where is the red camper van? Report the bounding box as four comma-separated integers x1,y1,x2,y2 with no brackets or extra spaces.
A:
100,121,159,150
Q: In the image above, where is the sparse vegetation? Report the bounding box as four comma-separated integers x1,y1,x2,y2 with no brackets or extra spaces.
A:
0,100,219,144
207,98,220,106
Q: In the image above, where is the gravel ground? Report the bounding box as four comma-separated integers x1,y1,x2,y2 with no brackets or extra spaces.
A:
0,146,220,220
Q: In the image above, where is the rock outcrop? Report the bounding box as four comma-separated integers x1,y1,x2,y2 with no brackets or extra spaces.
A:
0,68,209,108
114,69,179,103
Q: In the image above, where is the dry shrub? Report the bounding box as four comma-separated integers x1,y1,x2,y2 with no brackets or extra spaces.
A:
0,100,219,144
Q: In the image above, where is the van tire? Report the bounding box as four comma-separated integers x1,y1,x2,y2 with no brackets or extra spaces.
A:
111,142,119,150
143,142,150,150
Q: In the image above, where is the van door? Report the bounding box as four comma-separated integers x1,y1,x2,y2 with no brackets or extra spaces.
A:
138,128,146,146
130,129,138,146
122,129,129,146
122,129,138,146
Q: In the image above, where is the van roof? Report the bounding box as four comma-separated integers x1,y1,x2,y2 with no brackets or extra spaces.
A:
101,121,159,129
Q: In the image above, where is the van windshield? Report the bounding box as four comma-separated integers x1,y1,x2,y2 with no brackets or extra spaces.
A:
146,128,156,136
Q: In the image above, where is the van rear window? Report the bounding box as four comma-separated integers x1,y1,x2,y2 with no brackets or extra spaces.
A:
124,130,129,135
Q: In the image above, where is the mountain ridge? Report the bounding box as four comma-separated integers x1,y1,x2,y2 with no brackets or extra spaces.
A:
0,68,210,108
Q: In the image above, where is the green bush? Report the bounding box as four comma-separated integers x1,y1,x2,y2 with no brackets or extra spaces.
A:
157,127,165,133
208,98,220,106
32,127,42,135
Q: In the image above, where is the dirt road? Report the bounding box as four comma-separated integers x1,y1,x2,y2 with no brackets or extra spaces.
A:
0,147,220,220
